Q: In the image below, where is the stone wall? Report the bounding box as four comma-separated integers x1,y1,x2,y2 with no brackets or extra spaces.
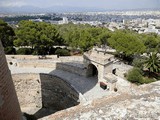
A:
0,42,22,120
6,55,83,69
12,73,80,118
113,62,133,78
6,55,57,60
39,73,80,111
56,63,87,76
6,55,83,62
17,60,57,68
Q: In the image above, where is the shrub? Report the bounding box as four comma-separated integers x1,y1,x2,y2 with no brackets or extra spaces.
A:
132,57,146,69
4,47,16,54
55,48,70,56
139,77,156,84
16,48,33,55
127,67,143,84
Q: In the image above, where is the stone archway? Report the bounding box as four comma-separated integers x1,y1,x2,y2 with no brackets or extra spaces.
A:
87,64,98,77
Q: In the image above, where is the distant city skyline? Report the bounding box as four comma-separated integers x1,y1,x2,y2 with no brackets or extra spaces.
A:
0,0,160,13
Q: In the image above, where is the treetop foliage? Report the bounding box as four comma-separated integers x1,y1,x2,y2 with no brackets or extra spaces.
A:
0,20,160,57
108,30,146,56
14,20,63,55
0,19,15,47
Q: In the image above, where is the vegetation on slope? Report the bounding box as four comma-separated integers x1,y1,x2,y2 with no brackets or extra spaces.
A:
0,19,160,83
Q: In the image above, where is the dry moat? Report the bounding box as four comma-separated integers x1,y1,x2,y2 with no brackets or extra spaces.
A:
6,50,160,120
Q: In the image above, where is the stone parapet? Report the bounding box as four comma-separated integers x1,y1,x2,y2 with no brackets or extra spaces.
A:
0,41,22,120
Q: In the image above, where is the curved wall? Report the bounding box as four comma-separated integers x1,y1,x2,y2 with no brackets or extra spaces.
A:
12,73,80,118
39,73,79,110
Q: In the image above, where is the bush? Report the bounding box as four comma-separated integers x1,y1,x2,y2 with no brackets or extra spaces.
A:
132,57,146,68
55,48,70,56
127,67,143,84
4,47,16,54
139,77,156,84
127,67,157,84
16,48,33,55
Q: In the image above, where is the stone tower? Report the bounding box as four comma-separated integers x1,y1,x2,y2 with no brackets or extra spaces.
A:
0,41,22,120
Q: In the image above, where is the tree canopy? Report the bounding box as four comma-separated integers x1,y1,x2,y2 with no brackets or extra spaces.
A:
108,30,146,56
0,19,15,47
55,23,111,51
14,20,63,55
1,19,159,58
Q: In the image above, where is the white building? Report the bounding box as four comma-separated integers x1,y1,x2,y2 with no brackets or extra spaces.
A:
58,17,69,24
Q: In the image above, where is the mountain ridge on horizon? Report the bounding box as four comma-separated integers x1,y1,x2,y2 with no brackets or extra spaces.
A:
0,5,160,14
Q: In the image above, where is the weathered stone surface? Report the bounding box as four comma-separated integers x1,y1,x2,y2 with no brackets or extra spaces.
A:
56,62,87,76
39,81,160,120
6,49,160,120
40,73,80,111
12,73,42,114
0,41,22,120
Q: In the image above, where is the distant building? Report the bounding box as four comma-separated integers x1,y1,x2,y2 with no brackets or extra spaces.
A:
29,18,43,22
58,17,69,24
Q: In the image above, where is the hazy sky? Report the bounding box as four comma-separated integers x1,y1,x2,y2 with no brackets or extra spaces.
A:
0,0,160,10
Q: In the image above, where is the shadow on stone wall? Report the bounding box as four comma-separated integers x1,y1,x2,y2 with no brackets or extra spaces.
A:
50,62,98,94
34,73,80,119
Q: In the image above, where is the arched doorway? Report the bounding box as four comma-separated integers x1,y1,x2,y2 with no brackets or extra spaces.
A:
87,64,98,77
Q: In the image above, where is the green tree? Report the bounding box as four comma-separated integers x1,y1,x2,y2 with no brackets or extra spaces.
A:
141,33,160,52
15,20,62,55
108,30,146,62
56,23,111,52
0,19,16,54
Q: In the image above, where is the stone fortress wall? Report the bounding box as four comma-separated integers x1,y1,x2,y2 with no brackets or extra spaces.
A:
17,60,57,68
6,52,134,119
3,46,159,120
0,42,22,120
6,55,83,69
40,74,79,110
12,73,80,117
6,55,58,60
56,62,87,76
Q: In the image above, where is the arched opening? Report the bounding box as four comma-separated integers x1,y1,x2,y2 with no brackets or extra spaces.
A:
87,64,98,77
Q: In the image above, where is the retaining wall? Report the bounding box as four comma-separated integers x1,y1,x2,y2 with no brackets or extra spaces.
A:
56,63,87,76
12,73,80,116
17,60,57,68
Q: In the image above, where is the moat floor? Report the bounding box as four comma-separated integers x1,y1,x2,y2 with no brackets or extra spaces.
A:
9,66,114,101
50,69,114,101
